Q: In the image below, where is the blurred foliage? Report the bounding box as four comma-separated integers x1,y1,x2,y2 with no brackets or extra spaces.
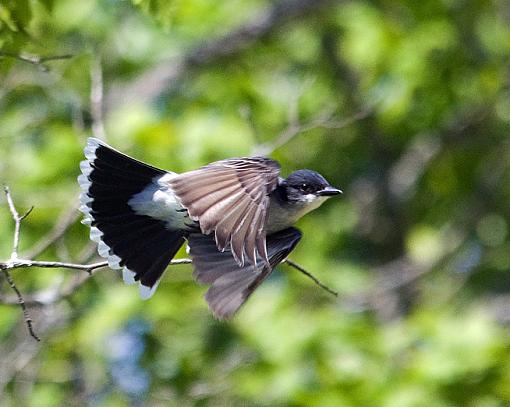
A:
1,0,510,406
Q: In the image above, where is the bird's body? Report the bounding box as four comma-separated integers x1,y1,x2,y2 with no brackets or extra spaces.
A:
78,138,341,319
127,173,330,234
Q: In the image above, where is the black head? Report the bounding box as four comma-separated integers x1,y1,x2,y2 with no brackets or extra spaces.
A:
282,169,342,202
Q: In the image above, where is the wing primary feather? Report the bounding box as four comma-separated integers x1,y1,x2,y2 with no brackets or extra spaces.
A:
244,203,264,266
231,189,264,266
229,204,256,266
171,157,281,267
214,198,252,258
199,190,245,233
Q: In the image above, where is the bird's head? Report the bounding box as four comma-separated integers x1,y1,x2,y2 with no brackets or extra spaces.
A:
282,169,342,207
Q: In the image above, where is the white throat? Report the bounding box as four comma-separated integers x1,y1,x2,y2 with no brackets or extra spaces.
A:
266,194,329,234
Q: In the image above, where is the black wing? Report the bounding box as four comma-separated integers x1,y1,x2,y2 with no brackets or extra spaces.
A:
188,227,302,319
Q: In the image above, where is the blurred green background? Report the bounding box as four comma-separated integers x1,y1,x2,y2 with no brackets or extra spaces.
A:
1,0,510,405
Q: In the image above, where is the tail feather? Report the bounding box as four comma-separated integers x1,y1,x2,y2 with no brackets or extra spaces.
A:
93,219,160,247
140,244,182,287
89,156,156,179
88,171,146,190
85,138,165,176
87,212,140,223
79,137,185,298
88,182,142,196
116,226,179,267
100,223,164,260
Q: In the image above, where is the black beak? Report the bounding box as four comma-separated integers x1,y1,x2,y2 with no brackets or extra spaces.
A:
317,186,343,196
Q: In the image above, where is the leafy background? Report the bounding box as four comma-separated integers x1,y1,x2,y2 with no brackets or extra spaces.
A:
1,0,510,406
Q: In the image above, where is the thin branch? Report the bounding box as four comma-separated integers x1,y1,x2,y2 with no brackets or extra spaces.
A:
4,186,33,260
2,186,40,340
0,258,192,273
1,269,40,341
0,52,73,72
0,259,192,307
0,260,108,273
0,257,335,307
285,259,338,297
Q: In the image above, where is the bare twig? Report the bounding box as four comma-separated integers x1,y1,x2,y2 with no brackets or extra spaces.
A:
4,186,33,260
0,259,192,307
0,52,73,72
0,256,333,305
1,270,40,341
0,258,192,273
2,186,39,340
285,259,338,297
0,260,109,273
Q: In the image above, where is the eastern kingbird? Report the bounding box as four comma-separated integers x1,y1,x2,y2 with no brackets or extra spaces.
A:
78,138,342,319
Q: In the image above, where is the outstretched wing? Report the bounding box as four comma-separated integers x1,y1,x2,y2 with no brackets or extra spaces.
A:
188,227,302,319
169,157,280,267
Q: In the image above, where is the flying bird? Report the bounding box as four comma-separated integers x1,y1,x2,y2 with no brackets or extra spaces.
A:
78,138,342,319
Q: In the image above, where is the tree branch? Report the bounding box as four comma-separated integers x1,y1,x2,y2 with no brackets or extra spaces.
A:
4,186,33,260
285,259,338,297
0,258,193,273
0,260,109,273
0,259,192,306
0,257,337,302
1,269,40,341
2,186,39,340
0,52,73,72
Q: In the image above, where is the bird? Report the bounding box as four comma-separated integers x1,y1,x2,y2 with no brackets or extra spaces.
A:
78,138,342,319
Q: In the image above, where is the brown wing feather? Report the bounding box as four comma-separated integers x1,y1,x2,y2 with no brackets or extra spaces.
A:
214,197,252,253
199,190,246,233
169,157,280,266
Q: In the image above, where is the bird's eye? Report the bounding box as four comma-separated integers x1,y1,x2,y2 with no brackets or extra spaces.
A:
300,183,312,193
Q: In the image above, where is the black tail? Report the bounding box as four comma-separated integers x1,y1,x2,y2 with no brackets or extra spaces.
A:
78,138,185,298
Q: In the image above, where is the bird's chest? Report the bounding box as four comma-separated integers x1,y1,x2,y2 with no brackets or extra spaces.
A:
265,195,327,234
